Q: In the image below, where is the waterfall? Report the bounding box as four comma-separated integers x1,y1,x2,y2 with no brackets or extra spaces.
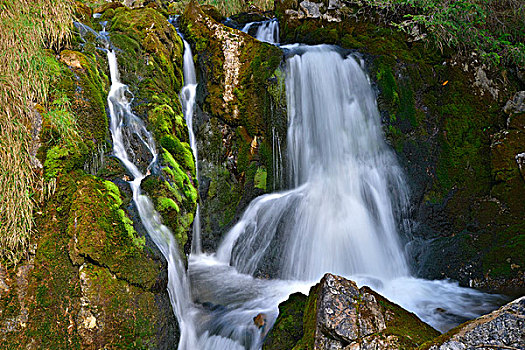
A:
219,44,410,281
106,49,200,349
106,19,501,348
207,44,501,335
180,38,202,254
242,19,279,44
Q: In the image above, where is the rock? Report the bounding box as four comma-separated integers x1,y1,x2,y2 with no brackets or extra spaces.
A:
426,296,525,350
299,1,323,18
264,274,439,349
180,2,287,252
473,66,499,100
504,91,525,115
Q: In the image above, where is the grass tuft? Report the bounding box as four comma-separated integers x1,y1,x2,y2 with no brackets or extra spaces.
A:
0,0,73,265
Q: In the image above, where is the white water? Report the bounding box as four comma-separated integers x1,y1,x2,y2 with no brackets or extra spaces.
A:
106,50,201,349
180,39,202,254
194,44,502,341
219,45,410,281
242,19,279,44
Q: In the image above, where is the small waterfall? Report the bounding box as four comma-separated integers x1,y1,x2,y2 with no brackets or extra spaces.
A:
106,49,200,349
242,19,279,44
180,38,202,254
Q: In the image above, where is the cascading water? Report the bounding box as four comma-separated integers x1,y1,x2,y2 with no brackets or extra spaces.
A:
180,38,202,254
242,19,279,44
106,48,202,349
196,43,501,339
105,17,502,349
220,45,410,281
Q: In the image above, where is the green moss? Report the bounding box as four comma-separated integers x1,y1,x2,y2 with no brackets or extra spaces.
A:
482,222,525,277
44,142,88,180
160,134,195,172
78,264,159,348
293,283,320,350
68,175,159,288
158,197,180,213
104,180,122,207
370,289,440,346
264,293,307,350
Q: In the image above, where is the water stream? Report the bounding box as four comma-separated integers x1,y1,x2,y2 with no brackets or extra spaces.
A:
106,48,201,349
180,38,202,254
207,44,501,336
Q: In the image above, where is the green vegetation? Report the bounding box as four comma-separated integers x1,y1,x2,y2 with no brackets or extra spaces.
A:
0,0,72,265
354,0,524,67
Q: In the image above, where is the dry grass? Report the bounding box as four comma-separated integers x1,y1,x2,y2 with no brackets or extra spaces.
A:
0,0,73,265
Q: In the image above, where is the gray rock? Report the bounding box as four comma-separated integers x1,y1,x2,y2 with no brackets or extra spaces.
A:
429,296,525,350
504,91,525,115
299,1,323,18
264,273,439,349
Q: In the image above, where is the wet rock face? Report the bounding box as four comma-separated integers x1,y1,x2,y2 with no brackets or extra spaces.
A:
427,296,525,350
181,1,287,252
264,274,439,349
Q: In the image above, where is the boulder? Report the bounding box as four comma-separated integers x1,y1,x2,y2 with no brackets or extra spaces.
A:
425,296,525,350
264,274,440,349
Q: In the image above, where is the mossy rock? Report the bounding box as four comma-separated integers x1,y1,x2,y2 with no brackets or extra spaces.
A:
263,292,307,350
106,4,198,257
265,274,439,349
180,2,287,251
68,175,160,288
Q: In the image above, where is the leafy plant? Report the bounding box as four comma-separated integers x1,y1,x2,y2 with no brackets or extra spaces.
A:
357,0,524,67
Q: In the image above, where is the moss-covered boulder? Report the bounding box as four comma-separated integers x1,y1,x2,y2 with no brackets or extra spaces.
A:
105,5,198,255
180,1,287,251
275,0,525,293
264,274,440,349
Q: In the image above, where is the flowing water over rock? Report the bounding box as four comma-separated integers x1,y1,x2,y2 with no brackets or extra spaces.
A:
106,48,201,349
189,44,502,345
242,19,279,44
180,38,202,254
